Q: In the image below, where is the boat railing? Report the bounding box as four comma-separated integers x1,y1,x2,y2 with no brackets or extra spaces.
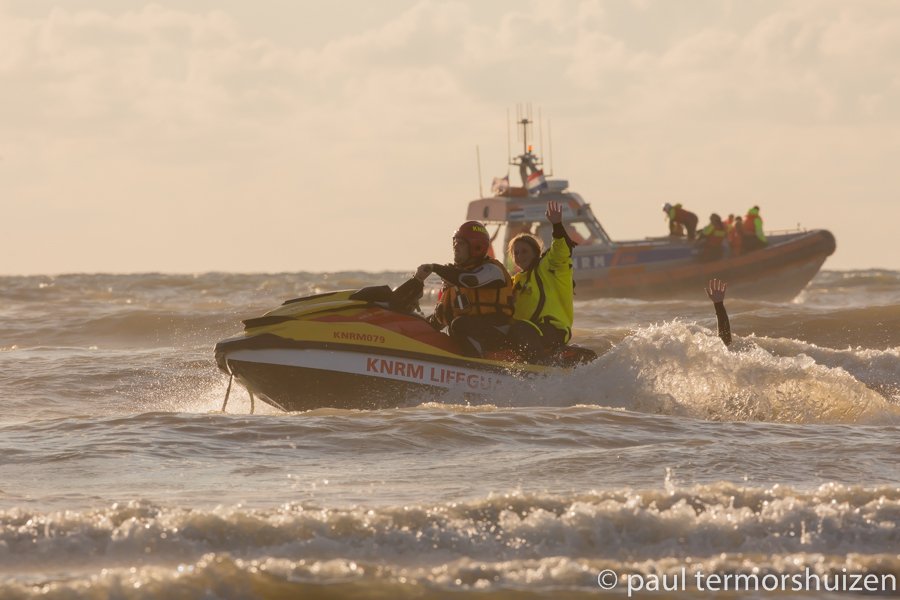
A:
766,226,809,235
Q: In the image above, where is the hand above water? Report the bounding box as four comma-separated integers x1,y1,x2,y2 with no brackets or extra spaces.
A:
706,278,727,303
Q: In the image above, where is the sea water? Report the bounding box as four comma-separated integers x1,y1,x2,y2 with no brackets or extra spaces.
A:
1,271,898,598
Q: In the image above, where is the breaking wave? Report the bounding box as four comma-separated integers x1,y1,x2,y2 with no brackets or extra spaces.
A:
498,321,900,424
1,483,897,598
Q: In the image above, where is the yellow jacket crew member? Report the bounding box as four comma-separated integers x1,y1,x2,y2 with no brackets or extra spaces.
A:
663,202,699,240
742,206,767,252
697,213,727,261
413,221,515,357
506,201,575,362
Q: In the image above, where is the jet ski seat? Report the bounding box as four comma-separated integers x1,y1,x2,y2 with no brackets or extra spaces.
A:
350,283,422,314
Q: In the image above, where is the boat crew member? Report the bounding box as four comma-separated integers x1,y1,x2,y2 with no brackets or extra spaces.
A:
413,221,516,357
696,213,727,261
506,201,576,362
742,206,767,252
663,203,699,240
727,215,743,256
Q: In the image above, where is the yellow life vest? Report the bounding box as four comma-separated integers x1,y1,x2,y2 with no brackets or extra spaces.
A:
701,223,727,245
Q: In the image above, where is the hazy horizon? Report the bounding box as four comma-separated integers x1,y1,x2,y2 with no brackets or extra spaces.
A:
3,0,899,275
1,265,896,279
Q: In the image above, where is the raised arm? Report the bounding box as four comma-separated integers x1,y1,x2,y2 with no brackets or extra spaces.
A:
546,200,578,261
706,278,731,347
546,201,562,226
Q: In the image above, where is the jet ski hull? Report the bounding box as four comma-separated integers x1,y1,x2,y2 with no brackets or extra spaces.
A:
216,339,533,412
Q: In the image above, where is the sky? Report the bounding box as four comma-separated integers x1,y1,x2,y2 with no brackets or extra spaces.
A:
1,0,898,275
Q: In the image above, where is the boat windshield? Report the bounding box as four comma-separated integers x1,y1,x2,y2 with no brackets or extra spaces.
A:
489,196,613,256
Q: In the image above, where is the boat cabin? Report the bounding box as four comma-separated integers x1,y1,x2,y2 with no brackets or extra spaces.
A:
466,182,613,259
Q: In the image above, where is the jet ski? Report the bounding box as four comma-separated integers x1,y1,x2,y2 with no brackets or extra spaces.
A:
214,285,597,412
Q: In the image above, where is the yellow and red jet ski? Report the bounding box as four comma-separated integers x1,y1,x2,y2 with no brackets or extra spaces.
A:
214,285,596,412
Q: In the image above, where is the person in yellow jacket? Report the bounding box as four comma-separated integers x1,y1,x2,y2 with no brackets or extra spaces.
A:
742,206,767,252
696,213,727,261
506,201,576,362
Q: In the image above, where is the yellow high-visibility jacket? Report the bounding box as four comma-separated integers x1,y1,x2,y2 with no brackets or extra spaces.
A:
511,235,574,342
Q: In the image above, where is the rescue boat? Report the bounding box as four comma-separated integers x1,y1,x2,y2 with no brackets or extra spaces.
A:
473,118,836,301
214,286,596,413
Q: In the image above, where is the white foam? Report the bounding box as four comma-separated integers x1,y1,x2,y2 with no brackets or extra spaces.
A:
1,484,898,594
515,322,900,424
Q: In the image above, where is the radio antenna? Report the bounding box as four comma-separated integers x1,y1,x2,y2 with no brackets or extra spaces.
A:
506,108,511,167
515,104,519,142
538,107,544,167
548,118,554,176
476,145,483,197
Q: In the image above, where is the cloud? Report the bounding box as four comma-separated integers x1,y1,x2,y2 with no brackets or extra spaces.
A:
5,0,899,146
1,0,899,272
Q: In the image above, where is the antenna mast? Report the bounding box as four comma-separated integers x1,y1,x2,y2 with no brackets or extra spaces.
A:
523,103,532,156
513,103,534,157
508,103,547,188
